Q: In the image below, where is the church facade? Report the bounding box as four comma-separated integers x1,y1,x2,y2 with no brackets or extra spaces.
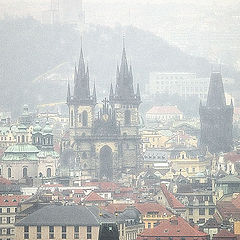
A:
66,46,142,180
199,71,233,154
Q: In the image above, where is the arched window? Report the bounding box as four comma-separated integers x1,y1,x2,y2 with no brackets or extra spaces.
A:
124,110,131,125
47,168,51,178
8,168,11,178
23,168,27,178
17,136,20,143
22,135,25,143
82,111,88,127
70,110,74,127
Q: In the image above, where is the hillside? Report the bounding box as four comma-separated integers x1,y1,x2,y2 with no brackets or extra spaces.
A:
0,17,239,116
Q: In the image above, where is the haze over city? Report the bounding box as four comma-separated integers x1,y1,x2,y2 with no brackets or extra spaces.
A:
0,1,240,240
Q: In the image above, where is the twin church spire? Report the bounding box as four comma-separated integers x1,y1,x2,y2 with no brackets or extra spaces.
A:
67,47,96,106
67,43,141,106
110,45,141,105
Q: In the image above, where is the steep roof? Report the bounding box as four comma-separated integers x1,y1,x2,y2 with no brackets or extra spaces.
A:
217,175,240,184
206,72,226,108
84,192,106,202
15,205,120,226
137,216,208,238
160,183,185,209
0,195,30,206
213,229,236,239
135,202,172,216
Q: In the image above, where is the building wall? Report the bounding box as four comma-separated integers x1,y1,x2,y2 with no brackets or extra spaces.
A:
1,160,38,180
0,206,17,240
148,72,209,100
15,225,99,240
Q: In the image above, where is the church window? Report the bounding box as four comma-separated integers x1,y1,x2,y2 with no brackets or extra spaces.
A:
8,168,11,178
22,135,25,143
124,110,131,125
70,110,74,127
23,168,28,178
82,111,88,127
17,136,20,143
47,168,51,177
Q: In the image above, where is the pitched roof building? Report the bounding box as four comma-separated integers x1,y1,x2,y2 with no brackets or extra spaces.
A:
137,216,209,240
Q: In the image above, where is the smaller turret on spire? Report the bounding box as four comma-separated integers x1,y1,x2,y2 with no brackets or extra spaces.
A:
67,82,71,105
136,83,141,102
109,83,114,101
92,81,97,105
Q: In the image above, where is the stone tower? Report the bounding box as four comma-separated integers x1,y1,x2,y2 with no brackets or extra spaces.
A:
66,45,142,180
199,71,233,154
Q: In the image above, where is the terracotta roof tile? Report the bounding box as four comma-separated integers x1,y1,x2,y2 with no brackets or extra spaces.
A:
160,183,185,209
213,229,236,238
137,216,208,238
84,192,106,202
0,195,30,206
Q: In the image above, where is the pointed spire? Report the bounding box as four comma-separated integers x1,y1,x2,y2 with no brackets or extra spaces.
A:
92,81,97,105
136,83,141,101
67,81,71,105
78,47,85,78
73,65,78,97
206,71,226,108
109,83,114,100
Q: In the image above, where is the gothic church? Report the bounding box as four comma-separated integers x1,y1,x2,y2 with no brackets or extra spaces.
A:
66,46,142,180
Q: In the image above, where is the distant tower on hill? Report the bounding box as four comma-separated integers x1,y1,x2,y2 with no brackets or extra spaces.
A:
199,70,233,154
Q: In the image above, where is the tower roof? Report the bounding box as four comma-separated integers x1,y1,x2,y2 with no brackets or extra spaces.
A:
111,45,141,105
206,72,226,108
68,46,96,106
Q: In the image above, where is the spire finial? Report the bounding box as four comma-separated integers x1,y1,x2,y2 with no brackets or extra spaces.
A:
123,34,125,49
92,80,97,105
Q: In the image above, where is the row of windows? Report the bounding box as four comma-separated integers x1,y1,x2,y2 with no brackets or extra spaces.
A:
0,227,13,235
0,216,15,224
189,208,215,215
70,110,132,127
0,208,17,214
24,226,91,239
6,167,52,179
70,111,88,127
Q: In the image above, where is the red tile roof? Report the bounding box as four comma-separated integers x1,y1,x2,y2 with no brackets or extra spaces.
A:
83,181,118,191
146,106,182,115
104,204,130,214
73,189,85,194
135,202,172,216
213,229,237,239
224,152,240,163
137,216,209,239
104,202,172,217
160,183,185,209
0,177,12,185
217,201,240,220
0,195,30,206
84,192,106,202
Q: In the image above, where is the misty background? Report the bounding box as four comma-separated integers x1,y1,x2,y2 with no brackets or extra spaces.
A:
0,0,240,117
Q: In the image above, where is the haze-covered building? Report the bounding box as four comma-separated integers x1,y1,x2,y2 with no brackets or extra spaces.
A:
199,71,233,154
66,45,142,180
